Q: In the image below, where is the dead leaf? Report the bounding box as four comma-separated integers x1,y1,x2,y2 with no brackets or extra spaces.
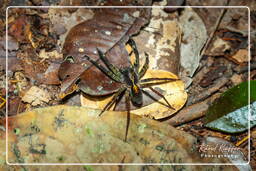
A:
164,0,185,13
40,62,61,85
187,0,228,35
8,15,29,43
0,105,242,168
230,49,249,64
38,49,63,61
208,37,231,56
133,3,182,75
59,6,152,96
199,66,227,88
230,74,243,86
179,8,208,87
13,71,29,95
22,86,51,106
81,69,187,119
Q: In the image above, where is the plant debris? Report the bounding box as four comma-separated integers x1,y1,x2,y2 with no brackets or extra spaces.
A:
22,86,51,106
0,0,255,169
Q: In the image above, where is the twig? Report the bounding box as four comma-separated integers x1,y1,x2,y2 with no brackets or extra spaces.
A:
236,135,249,147
164,93,221,126
189,76,229,105
235,130,256,147
200,0,230,56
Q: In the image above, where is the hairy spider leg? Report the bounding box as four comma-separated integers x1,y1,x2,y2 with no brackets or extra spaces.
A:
84,54,122,83
140,80,177,88
148,87,175,110
141,77,178,83
98,87,126,116
96,48,122,80
128,39,140,72
139,53,149,79
140,78,178,110
124,90,131,142
141,89,172,109
113,90,126,111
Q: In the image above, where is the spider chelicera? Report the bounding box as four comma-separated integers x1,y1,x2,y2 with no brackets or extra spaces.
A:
84,39,178,141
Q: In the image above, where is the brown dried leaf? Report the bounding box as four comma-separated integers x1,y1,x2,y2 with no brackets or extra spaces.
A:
230,49,250,64
59,7,151,96
38,49,63,60
0,105,241,168
22,86,51,106
8,15,30,43
133,7,182,75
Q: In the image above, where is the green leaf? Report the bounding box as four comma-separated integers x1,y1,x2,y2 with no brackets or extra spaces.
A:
205,101,256,133
205,81,256,133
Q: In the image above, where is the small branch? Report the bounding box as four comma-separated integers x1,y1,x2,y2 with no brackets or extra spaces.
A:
189,76,229,105
200,0,230,56
165,93,221,126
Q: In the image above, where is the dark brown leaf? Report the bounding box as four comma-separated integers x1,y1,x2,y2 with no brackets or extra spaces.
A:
199,66,227,88
59,6,152,96
164,0,185,13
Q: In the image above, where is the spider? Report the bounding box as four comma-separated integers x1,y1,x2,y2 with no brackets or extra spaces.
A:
84,39,178,141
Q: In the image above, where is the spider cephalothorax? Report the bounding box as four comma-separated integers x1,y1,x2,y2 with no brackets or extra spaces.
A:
84,39,178,141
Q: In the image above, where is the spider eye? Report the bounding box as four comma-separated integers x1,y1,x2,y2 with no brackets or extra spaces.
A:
64,56,75,63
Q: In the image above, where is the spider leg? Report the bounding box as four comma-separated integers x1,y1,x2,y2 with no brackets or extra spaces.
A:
96,48,122,80
124,90,130,142
141,89,173,109
148,87,175,110
140,80,176,88
141,77,178,83
99,87,126,116
113,90,126,111
139,53,149,79
84,54,121,83
128,39,140,72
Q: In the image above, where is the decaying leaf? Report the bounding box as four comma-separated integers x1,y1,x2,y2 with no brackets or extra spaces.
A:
207,37,231,56
8,13,56,50
0,105,244,169
179,8,208,87
38,49,63,61
133,2,182,75
81,69,187,119
22,86,51,106
13,71,29,95
230,49,250,64
48,8,95,48
59,6,152,96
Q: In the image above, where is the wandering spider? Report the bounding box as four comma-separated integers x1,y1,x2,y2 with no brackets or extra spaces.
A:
84,39,178,141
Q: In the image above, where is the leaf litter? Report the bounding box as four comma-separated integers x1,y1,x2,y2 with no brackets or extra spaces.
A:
0,0,255,168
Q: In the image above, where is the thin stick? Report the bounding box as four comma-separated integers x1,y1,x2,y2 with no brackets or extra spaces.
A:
236,135,249,147
200,0,230,56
